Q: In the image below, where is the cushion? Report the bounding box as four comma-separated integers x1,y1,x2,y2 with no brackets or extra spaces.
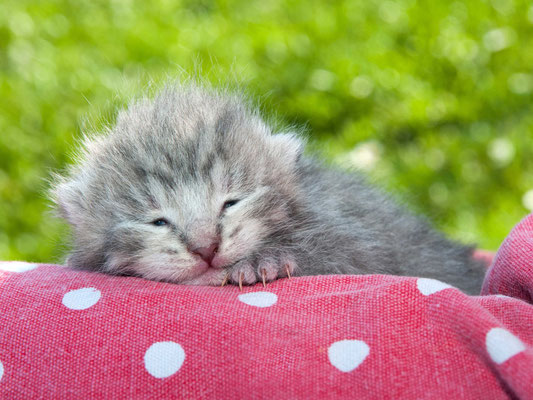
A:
1,216,532,399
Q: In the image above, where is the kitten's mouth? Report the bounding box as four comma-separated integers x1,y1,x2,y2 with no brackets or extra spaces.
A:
180,268,227,286
148,260,212,285
179,255,240,286
128,258,232,286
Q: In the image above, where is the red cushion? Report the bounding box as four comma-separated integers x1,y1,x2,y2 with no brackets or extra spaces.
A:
1,216,532,399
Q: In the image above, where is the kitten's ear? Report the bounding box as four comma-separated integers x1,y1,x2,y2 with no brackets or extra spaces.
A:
269,132,305,166
50,178,87,227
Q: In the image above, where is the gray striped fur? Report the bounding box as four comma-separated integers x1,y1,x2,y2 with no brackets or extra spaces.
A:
51,83,486,294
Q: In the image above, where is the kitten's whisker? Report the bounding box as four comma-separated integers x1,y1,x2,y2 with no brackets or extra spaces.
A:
221,273,229,287
239,272,243,291
261,269,266,288
285,265,292,279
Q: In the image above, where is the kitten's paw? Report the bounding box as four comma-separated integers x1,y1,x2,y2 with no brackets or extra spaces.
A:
230,261,256,289
227,254,297,288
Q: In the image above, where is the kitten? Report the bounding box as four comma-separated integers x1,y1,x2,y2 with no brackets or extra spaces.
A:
51,83,486,294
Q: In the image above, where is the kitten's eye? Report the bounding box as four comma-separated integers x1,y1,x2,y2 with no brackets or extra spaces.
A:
222,199,240,210
151,218,169,227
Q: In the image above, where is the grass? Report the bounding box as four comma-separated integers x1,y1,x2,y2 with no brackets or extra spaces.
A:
1,0,532,262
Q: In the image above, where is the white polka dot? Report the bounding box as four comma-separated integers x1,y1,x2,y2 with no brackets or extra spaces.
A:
238,291,278,308
144,341,185,378
62,287,101,310
494,294,510,299
0,261,38,273
328,339,370,372
416,278,453,296
0,359,3,382
486,328,526,364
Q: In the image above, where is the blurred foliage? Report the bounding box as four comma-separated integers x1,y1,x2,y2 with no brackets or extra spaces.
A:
1,0,533,262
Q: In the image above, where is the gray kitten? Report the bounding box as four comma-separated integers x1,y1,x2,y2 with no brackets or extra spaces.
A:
51,83,486,294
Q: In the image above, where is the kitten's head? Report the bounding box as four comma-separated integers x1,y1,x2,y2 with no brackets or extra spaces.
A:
51,84,304,285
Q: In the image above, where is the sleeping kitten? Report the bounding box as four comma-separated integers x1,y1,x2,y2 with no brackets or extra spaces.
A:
51,83,486,294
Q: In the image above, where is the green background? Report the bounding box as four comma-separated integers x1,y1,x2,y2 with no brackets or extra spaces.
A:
1,0,532,263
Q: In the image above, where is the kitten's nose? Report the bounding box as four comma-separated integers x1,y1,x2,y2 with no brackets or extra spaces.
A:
190,242,219,264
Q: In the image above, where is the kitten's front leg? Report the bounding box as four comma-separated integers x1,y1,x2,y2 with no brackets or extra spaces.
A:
225,252,297,289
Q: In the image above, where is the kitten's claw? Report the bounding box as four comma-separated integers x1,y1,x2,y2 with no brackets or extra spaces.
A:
261,269,267,288
285,265,292,279
221,273,229,287
230,261,255,288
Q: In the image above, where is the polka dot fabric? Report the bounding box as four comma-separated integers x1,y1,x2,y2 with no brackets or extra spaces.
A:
1,216,532,399
482,213,533,303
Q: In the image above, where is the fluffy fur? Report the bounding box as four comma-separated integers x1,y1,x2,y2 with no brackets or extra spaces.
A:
51,84,486,294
